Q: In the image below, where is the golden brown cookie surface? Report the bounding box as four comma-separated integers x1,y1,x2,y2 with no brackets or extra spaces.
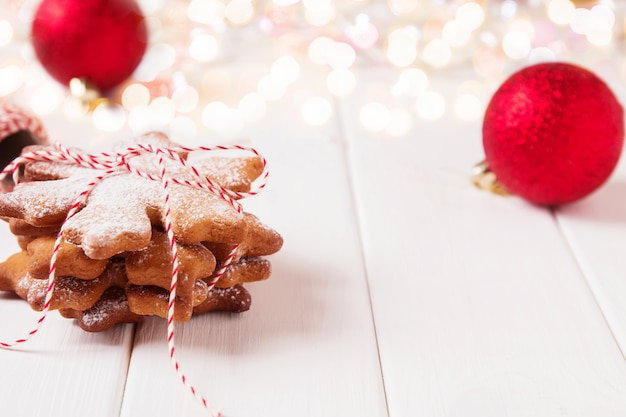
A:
204,212,283,262
26,236,108,280
0,251,29,299
60,286,143,332
125,229,216,298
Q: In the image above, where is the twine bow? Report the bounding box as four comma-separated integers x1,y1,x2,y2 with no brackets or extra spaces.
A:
0,141,269,417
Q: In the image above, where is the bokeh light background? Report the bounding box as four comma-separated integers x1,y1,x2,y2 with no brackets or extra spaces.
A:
1,0,624,143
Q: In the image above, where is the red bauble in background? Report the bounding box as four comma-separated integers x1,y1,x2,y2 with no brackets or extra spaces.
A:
482,62,624,206
31,0,148,94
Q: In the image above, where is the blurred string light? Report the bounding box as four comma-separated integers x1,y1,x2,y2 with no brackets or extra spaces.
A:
0,20,13,47
0,0,623,140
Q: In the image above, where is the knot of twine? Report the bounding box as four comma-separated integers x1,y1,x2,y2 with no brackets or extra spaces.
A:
0,141,270,417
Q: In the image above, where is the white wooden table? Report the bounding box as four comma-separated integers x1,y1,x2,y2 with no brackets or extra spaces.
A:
1,61,626,417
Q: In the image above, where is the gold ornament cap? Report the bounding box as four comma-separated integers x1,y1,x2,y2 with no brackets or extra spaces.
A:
471,160,509,196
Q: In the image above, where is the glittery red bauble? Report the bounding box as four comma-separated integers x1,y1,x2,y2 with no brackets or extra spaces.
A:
483,62,624,206
31,0,148,94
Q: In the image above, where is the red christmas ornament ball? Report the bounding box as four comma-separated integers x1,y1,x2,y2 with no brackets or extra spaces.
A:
482,62,624,206
31,0,148,94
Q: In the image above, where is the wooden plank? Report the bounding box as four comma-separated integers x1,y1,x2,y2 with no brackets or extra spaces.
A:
0,222,135,417
556,157,626,355
342,68,626,417
120,108,388,417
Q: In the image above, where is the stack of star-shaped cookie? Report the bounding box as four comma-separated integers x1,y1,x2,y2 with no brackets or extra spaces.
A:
0,132,282,331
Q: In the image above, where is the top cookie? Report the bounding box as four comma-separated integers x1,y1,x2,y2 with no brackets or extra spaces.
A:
0,132,267,259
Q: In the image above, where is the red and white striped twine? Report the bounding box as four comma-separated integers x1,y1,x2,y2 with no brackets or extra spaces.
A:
0,141,269,416
0,102,48,144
